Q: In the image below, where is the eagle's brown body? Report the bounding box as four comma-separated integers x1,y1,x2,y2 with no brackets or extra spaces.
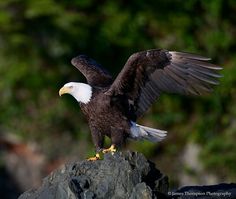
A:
80,88,130,151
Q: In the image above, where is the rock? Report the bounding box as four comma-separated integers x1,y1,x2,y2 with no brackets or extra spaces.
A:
19,150,236,199
18,151,169,199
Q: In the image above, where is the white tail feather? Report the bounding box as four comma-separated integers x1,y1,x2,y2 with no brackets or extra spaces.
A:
130,122,167,142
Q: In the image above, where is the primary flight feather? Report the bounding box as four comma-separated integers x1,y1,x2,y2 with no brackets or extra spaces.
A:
59,49,222,160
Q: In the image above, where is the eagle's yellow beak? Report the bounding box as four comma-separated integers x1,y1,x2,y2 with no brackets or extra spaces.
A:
59,86,71,96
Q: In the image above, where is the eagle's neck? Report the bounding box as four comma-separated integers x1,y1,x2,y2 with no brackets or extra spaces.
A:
69,83,92,104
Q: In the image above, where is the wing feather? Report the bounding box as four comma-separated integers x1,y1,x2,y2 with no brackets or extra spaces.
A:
106,49,222,119
170,51,211,61
188,68,220,85
71,55,112,87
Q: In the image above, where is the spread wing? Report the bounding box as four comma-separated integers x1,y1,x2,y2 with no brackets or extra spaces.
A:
71,55,113,87
106,49,222,119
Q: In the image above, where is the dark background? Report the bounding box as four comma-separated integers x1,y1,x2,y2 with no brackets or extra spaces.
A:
0,0,235,198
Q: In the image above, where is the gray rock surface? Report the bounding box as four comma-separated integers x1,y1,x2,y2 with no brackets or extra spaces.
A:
19,151,168,199
18,150,236,199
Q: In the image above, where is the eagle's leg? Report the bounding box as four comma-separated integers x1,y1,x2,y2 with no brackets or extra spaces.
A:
102,128,124,154
87,128,104,161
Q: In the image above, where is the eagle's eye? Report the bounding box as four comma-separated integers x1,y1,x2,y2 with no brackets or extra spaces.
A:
69,86,73,89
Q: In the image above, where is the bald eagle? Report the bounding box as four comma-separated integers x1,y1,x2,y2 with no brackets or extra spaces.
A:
59,49,222,160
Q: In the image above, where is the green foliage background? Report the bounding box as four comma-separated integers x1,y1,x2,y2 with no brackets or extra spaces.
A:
0,0,236,186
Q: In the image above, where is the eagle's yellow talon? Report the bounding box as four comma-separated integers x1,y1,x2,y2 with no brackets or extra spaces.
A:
87,153,100,161
102,145,117,154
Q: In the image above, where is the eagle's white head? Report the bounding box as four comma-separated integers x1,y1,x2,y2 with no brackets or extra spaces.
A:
59,82,92,104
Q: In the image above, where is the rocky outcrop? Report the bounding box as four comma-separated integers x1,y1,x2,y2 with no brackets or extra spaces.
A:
19,151,168,199
19,151,236,199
